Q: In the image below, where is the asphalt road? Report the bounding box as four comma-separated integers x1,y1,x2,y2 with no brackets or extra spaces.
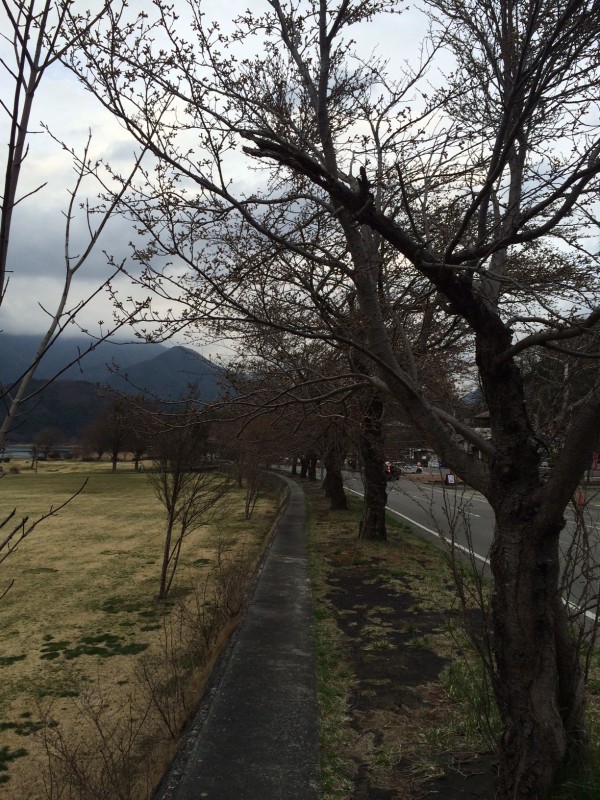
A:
343,472,600,623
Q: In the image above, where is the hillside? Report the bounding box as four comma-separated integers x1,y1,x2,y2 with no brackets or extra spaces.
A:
6,378,108,442
107,346,223,400
0,336,225,442
0,334,168,385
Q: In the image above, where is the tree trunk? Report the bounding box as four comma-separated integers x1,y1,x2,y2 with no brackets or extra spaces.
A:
163,533,183,599
291,456,298,475
158,517,175,600
323,449,347,510
469,327,588,796
358,391,387,540
307,453,318,481
300,456,308,479
490,507,586,798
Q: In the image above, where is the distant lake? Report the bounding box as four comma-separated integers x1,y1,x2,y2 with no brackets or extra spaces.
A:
2,445,33,459
1,445,75,460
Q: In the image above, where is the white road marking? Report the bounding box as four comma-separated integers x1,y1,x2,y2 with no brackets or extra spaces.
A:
345,484,600,623
408,493,481,518
346,487,488,564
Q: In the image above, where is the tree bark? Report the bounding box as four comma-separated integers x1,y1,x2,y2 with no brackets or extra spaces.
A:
158,517,174,600
323,445,347,510
358,391,387,540
300,456,308,479
490,495,586,797
323,468,347,509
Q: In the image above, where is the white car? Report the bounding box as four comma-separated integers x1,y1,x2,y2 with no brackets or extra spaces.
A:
401,464,422,474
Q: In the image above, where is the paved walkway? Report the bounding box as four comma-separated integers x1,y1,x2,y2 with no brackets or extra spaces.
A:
154,476,320,800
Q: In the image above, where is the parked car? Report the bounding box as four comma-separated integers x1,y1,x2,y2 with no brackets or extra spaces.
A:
400,464,422,474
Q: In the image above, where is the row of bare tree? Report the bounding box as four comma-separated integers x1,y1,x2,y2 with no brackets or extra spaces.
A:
2,0,600,796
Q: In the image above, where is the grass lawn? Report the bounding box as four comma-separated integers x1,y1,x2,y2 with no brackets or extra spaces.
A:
0,459,280,799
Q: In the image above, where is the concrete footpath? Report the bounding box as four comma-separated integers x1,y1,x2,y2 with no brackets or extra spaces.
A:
154,476,320,800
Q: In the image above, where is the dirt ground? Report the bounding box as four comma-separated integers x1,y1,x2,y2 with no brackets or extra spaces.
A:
310,490,499,800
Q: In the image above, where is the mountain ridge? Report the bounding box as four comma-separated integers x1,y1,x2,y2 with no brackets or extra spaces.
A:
0,334,169,384
0,335,225,441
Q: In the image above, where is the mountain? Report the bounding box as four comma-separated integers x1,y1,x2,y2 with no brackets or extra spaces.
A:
0,334,168,385
9,379,108,442
107,346,223,401
0,336,225,442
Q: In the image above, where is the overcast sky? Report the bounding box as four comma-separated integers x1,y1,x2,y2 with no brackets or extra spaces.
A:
0,0,429,357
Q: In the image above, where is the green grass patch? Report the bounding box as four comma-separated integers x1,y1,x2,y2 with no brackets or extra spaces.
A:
551,701,600,799
313,607,355,800
305,479,494,798
0,745,28,784
100,596,146,615
39,633,148,660
0,654,26,667
307,490,355,800
0,718,43,736
439,651,500,751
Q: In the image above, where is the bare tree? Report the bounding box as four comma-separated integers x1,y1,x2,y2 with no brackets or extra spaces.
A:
128,426,149,472
0,1,149,452
104,400,130,473
320,422,348,511
64,1,600,795
220,333,386,517
34,426,62,459
146,405,231,600
80,414,110,461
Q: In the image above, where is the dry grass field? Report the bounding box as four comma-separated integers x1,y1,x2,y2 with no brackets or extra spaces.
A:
0,459,280,799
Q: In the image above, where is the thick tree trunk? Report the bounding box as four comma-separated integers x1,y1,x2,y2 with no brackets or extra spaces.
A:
300,456,308,479
323,447,348,510
358,391,387,540
291,456,298,475
468,326,588,797
490,506,586,798
323,467,347,509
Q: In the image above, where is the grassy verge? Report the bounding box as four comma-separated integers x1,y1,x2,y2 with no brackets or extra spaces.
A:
0,460,280,799
306,480,600,799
